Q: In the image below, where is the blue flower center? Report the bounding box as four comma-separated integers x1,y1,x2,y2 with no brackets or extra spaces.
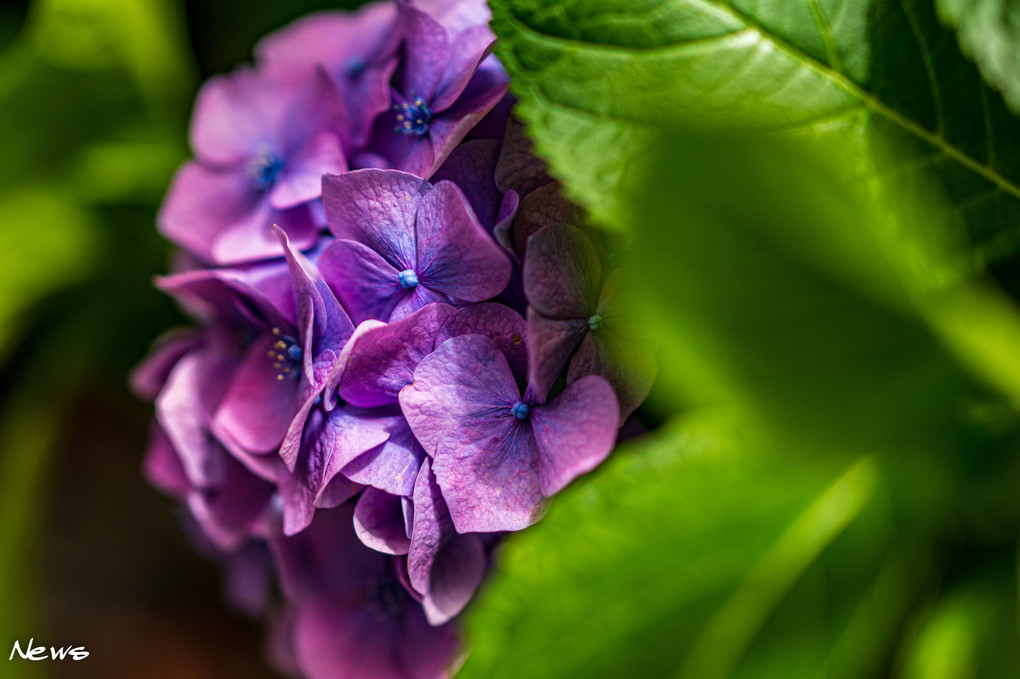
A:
247,146,283,190
270,327,303,381
394,95,433,136
511,401,530,420
587,314,604,331
345,56,367,78
398,269,419,289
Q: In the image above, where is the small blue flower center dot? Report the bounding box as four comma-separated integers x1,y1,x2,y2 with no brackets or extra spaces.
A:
346,56,367,78
511,401,530,420
587,314,604,331
247,146,283,190
394,95,433,136
398,269,419,289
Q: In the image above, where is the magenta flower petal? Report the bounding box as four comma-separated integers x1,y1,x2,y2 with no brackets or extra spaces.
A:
432,424,543,534
354,487,412,555
214,334,302,454
189,69,292,165
398,2,450,102
143,423,191,497
320,238,406,323
523,223,602,319
531,375,620,496
431,139,503,231
526,308,586,402
157,353,225,488
408,459,486,625
436,302,528,380
338,303,456,408
342,413,428,497
323,169,429,265
269,131,347,209
271,505,460,679
415,181,511,301
431,25,496,113
399,333,520,457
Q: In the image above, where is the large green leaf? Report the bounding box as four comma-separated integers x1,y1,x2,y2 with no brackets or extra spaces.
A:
936,0,1020,115
491,0,1020,266
460,414,938,679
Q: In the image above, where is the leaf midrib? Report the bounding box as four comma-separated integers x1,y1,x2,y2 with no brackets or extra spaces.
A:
504,0,1020,204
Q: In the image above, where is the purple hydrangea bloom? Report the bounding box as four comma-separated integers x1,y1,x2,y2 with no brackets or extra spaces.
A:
270,503,460,679
400,334,620,533
138,2,656,674
319,169,511,323
255,2,400,149
360,1,508,176
524,223,657,419
159,69,347,264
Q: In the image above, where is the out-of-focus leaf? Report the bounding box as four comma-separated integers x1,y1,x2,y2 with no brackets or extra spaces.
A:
627,131,983,451
896,564,1020,679
24,0,194,110
490,0,1020,267
0,188,97,361
936,0,1020,114
461,413,935,679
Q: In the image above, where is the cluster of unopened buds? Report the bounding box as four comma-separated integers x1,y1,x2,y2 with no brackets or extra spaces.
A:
133,1,656,676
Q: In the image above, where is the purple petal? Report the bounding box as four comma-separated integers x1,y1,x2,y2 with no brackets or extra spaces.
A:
270,131,347,209
213,334,301,454
495,116,553,197
210,200,321,265
313,407,391,506
354,488,411,555
322,169,429,266
338,303,456,408
157,162,258,263
256,5,398,81
432,25,497,113
189,69,291,165
432,423,543,534
276,227,354,367
319,238,406,324
399,334,520,456
512,183,583,262
342,414,427,497
430,139,503,230
409,459,486,624
415,181,511,302
437,302,528,381
523,223,602,318
421,84,507,177
397,3,450,102
566,268,657,419
568,330,657,421
188,450,275,551
526,307,587,403
142,423,190,497
531,375,619,496
390,285,454,321
156,353,223,488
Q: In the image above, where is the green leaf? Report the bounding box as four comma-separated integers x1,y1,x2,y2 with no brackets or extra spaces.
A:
627,130,985,451
0,188,97,360
491,0,1020,266
460,413,933,679
936,0,1020,115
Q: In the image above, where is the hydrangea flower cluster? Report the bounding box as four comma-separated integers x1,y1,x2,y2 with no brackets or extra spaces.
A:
134,1,655,676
